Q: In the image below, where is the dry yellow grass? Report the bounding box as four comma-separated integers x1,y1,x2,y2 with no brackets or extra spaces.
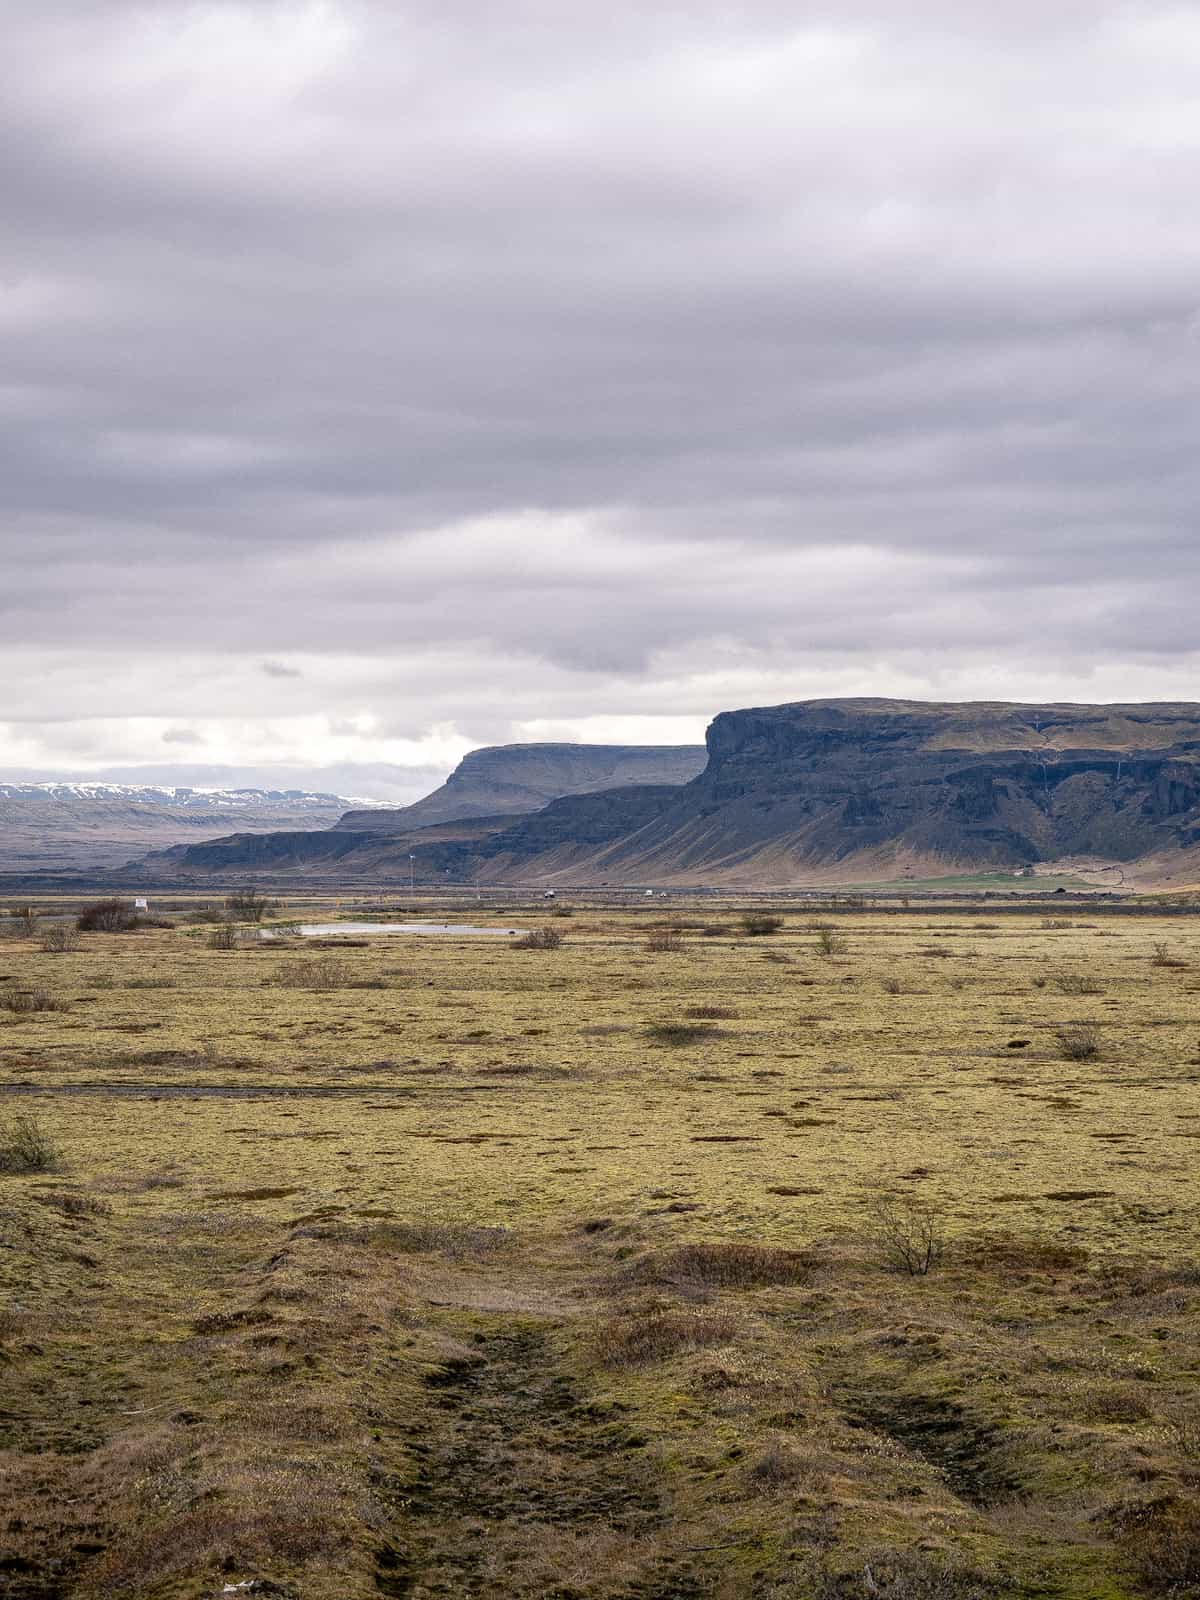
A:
1,896,1198,1596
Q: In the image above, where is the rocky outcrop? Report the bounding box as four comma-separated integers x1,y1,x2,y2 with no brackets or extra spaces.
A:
335,743,706,832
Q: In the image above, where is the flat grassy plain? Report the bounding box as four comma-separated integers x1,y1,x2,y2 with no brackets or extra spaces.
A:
2,898,1199,1599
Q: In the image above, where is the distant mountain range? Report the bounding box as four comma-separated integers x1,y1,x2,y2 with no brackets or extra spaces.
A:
0,783,384,872
134,700,1200,890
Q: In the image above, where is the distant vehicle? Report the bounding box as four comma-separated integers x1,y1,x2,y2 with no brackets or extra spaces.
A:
543,890,556,899
644,889,654,897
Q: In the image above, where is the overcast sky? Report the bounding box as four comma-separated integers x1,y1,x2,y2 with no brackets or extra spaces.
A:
4,1,1200,800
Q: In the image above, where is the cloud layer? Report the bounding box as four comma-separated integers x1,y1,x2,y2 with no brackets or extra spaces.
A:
5,1,1200,795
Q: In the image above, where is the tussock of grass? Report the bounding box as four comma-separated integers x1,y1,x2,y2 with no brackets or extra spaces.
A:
596,1306,741,1366
645,1021,718,1046
1051,971,1103,995
263,955,352,990
1,984,66,1014
372,1218,511,1259
957,1232,1088,1273
32,1189,111,1218
1113,1495,1200,1593
624,1240,820,1290
513,927,563,950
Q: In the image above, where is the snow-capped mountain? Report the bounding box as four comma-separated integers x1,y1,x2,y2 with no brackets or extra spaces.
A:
0,782,385,874
0,781,378,810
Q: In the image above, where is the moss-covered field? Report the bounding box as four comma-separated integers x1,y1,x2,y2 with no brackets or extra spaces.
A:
1,898,1198,1598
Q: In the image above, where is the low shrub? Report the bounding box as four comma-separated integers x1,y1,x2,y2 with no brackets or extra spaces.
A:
740,913,784,936
0,1113,60,1174
225,888,278,922
645,928,685,953
513,927,563,950
77,898,139,933
5,904,38,937
814,923,846,956
684,1004,738,1020
207,922,238,950
40,923,79,953
1152,941,1188,968
1056,1024,1100,1060
881,976,903,994
864,1194,945,1275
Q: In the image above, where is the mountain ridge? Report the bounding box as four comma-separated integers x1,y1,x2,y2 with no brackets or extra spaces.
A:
335,742,706,832
152,698,1200,889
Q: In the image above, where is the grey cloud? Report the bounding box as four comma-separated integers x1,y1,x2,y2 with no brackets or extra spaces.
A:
4,1,1200,781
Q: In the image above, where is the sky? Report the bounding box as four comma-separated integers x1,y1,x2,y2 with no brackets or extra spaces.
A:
4,1,1200,802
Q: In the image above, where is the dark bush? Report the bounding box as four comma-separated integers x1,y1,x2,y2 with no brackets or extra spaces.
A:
740,913,784,936
77,899,139,933
225,888,278,922
865,1194,945,1275
513,927,563,950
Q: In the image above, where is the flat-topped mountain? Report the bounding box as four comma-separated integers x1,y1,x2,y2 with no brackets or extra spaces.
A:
335,742,706,832
138,700,1200,888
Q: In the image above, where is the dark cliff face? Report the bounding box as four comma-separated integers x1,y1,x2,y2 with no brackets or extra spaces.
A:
336,742,706,832
448,699,1200,882
603,699,1200,877
144,700,1200,886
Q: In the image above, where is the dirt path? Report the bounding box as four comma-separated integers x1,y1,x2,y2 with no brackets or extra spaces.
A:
373,1319,708,1600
